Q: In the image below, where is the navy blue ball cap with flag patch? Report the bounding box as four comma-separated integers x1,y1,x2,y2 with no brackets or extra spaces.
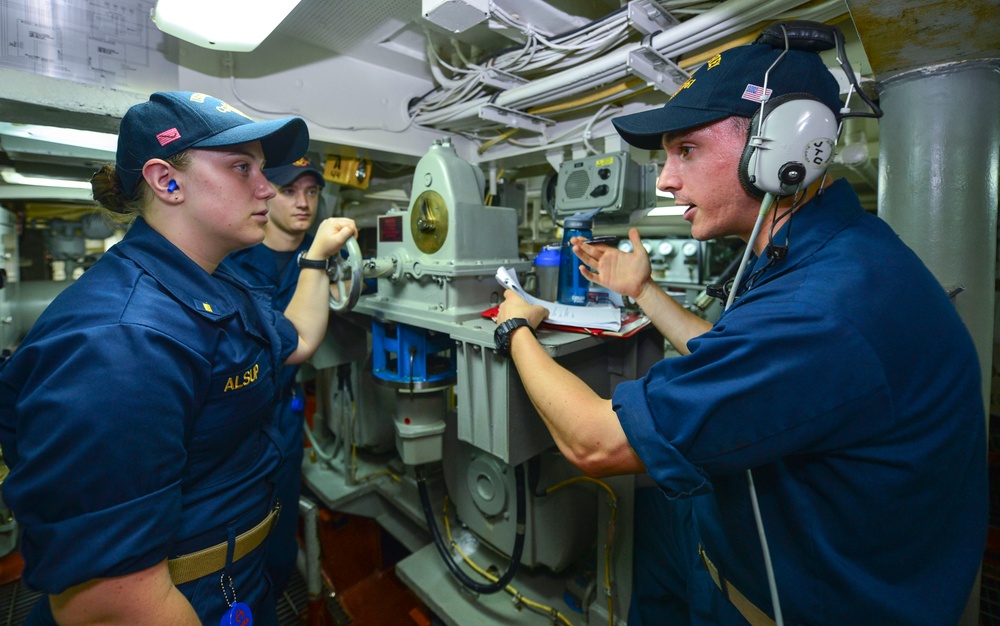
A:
612,43,843,150
264,158,326,188
116,91,309,196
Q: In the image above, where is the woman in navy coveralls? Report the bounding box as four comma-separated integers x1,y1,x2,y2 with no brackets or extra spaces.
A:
0,91,357,625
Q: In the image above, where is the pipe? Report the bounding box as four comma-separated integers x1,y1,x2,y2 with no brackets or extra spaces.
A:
877,60,1000,416
298,497,323,601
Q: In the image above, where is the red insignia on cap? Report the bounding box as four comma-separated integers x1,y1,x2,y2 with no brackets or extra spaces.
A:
157,128,181,146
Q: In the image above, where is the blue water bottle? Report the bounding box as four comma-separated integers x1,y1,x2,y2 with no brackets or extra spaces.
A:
558,213,593,306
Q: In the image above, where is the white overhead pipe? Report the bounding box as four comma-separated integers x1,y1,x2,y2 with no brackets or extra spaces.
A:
413,0,815,127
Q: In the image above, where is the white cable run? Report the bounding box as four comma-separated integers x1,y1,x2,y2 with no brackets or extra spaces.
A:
413,0,818,128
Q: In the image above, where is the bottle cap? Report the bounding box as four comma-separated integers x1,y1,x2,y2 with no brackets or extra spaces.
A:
563,215,593,229
534,246,560,266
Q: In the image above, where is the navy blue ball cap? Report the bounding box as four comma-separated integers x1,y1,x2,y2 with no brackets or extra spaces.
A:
612,44,843,150
116,91,309,196
264,157,326,188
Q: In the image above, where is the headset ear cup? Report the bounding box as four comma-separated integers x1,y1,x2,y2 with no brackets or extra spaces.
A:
738,111,766,199
738,93,838,197
739,94,800,198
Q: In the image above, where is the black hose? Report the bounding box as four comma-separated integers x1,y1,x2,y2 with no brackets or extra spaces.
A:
416,464,527,594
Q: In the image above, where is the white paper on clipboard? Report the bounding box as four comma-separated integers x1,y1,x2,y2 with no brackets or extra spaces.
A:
495,266,621,331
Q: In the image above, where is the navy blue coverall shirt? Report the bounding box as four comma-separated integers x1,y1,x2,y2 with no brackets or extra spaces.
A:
615,180,988,625
222,234,314,595
0,217,297,625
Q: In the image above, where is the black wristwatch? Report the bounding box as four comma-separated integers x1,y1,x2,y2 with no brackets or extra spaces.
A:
296,250,329,271
494,318,536,358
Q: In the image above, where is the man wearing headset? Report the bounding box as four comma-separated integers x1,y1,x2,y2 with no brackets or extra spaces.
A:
493,26,987,626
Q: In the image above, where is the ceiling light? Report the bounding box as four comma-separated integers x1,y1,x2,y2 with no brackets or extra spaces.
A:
0,168,92,190
151,0,303,52
0,123,118,153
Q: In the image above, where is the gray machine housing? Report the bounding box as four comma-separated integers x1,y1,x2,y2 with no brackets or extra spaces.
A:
554,151,657,222
363,137,530,326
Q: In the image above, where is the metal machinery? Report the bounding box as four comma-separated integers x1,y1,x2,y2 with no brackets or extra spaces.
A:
548,150,738,324
0,209,16,359
552,151,656,223
0,208,16,560
618,235,741,323
303,138,661,625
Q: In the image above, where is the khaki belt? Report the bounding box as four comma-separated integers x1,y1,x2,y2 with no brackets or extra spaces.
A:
168,502,281,586
699,544,776,626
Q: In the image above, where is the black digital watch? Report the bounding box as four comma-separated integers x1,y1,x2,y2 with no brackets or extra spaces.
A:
493,318,536,358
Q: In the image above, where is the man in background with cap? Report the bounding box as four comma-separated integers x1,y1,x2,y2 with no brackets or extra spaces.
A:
493,26,986,625
223,157,328,597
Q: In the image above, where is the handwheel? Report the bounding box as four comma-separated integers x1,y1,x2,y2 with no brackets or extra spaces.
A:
327,236,362,312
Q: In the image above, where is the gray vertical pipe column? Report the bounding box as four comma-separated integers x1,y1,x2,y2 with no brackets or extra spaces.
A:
877,59,999,626
878,61,1000,415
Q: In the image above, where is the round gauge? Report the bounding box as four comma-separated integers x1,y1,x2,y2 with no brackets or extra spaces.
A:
410,190,449,254
658,241,674,256
618,240,633,253
682,241,699,257
642,241,652,253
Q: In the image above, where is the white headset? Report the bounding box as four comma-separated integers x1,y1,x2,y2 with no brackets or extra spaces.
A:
738,93,838,198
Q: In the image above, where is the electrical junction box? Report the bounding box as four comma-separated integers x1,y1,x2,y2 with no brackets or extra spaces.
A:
324,155,371,190
422,0,489,33
554,151,657,222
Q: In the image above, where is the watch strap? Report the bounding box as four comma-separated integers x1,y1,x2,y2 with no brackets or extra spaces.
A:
296,250,329,271
494,318,536,358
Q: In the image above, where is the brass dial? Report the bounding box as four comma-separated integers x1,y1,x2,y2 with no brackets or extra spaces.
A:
410,189,449,254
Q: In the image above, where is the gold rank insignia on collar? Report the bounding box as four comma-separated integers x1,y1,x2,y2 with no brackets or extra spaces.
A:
194,300,219,315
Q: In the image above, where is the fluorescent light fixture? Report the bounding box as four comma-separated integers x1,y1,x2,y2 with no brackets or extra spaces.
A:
648,205,689,217
151,0,303,52
0,123,118,153
0,168,92,190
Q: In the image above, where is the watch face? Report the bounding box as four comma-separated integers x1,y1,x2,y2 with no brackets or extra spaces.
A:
494,320,515,355
494,323,509,354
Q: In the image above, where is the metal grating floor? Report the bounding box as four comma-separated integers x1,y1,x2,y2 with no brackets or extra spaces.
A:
277,568,311,625
0,568,310,626
0,580,39,626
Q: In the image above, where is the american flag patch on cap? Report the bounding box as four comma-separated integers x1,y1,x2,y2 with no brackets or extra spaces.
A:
742,84,772,103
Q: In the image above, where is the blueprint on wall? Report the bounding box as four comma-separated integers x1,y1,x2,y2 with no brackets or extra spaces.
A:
0,0,178,92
